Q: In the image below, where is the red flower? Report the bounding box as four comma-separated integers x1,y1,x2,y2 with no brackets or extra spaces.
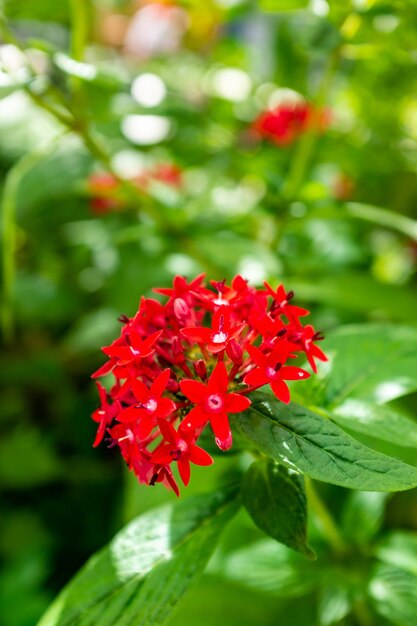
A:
289,323,328,374
244,343,310,403
117,369,176,438
88,173,122,215
101,329,163,367
154,273,206,304
181,306,245,353
151,419,213,486
253,102,328,147
263,282,309,319
91,382,119,447
180,362,251,450
91,273,326,495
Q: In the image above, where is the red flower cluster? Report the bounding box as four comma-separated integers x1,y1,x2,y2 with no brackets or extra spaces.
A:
91,275,327,495
88,163,183,215
253,101,329,146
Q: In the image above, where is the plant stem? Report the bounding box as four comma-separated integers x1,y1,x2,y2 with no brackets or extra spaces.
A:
305,477,348,556
281,51,338,202
1,142,63,343
70,0,89,62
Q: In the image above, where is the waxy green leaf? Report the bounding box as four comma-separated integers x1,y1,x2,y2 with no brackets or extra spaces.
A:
302,324,417,407
38,487,239,626
235,393,417,491
331,400,417,449
242,460,314,558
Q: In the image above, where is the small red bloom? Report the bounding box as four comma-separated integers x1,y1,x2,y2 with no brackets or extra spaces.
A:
91,382,119,447
181,306,245,354
252,101,329,147
154,273,206,304
264,282,309,319
117,369,176,438
244,343,310,403
102,329,163,366
180,362,251,451
151,419,213,486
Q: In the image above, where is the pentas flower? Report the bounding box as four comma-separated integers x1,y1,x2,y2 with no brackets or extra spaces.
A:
91,274,327,495
180,362,251,450
151,419,213,487
252,101,329,147
181,306,245,353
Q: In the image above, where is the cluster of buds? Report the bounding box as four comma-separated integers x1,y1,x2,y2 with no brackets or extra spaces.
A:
252,101,330,146
91,275,327,495
88,163,183,215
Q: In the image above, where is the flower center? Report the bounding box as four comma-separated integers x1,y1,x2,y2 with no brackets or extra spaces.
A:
144,398,158,413
266,367,277,380
211,331,228,344
170,439,188,460
206,393,224,412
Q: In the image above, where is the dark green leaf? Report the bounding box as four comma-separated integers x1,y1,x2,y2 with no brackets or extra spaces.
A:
234,393,417,491
242,460,314,558
38,487,239,626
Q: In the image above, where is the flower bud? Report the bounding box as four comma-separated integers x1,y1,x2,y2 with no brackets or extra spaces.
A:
193,359,207,381
226,339,243,365
173,297,189,320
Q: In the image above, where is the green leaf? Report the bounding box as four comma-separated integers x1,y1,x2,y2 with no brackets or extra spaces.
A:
375,532,417,576
369,564,417,626
242,460,314,558
341,491,388,545
331,400,417,449
298,324,417,407
318,585,351,626
38,487,239,626
234,393,417,491
290,277,417,323
220,539,321,598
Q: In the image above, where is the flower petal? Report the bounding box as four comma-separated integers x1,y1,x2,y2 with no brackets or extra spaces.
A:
243,368,269,387
280,366,310,381
225,392,251,413
270,379,290,403
180,379,207,403
150,368,171,397
189,444,213,466
178,458,191,486
156,397,177,418
210,412,232,451
207,361,228,394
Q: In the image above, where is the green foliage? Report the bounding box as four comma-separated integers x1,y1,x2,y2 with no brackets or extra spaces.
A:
235,392,417,491
38,487,239,626
242,460,314,558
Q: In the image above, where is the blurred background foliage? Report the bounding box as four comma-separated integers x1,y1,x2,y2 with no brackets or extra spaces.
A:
1,0,417,625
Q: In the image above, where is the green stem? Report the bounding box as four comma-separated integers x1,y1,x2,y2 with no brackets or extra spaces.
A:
352,598,377,626
69,0,89,61
305,477,348,556
281,51,339,202
1,142,63,343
